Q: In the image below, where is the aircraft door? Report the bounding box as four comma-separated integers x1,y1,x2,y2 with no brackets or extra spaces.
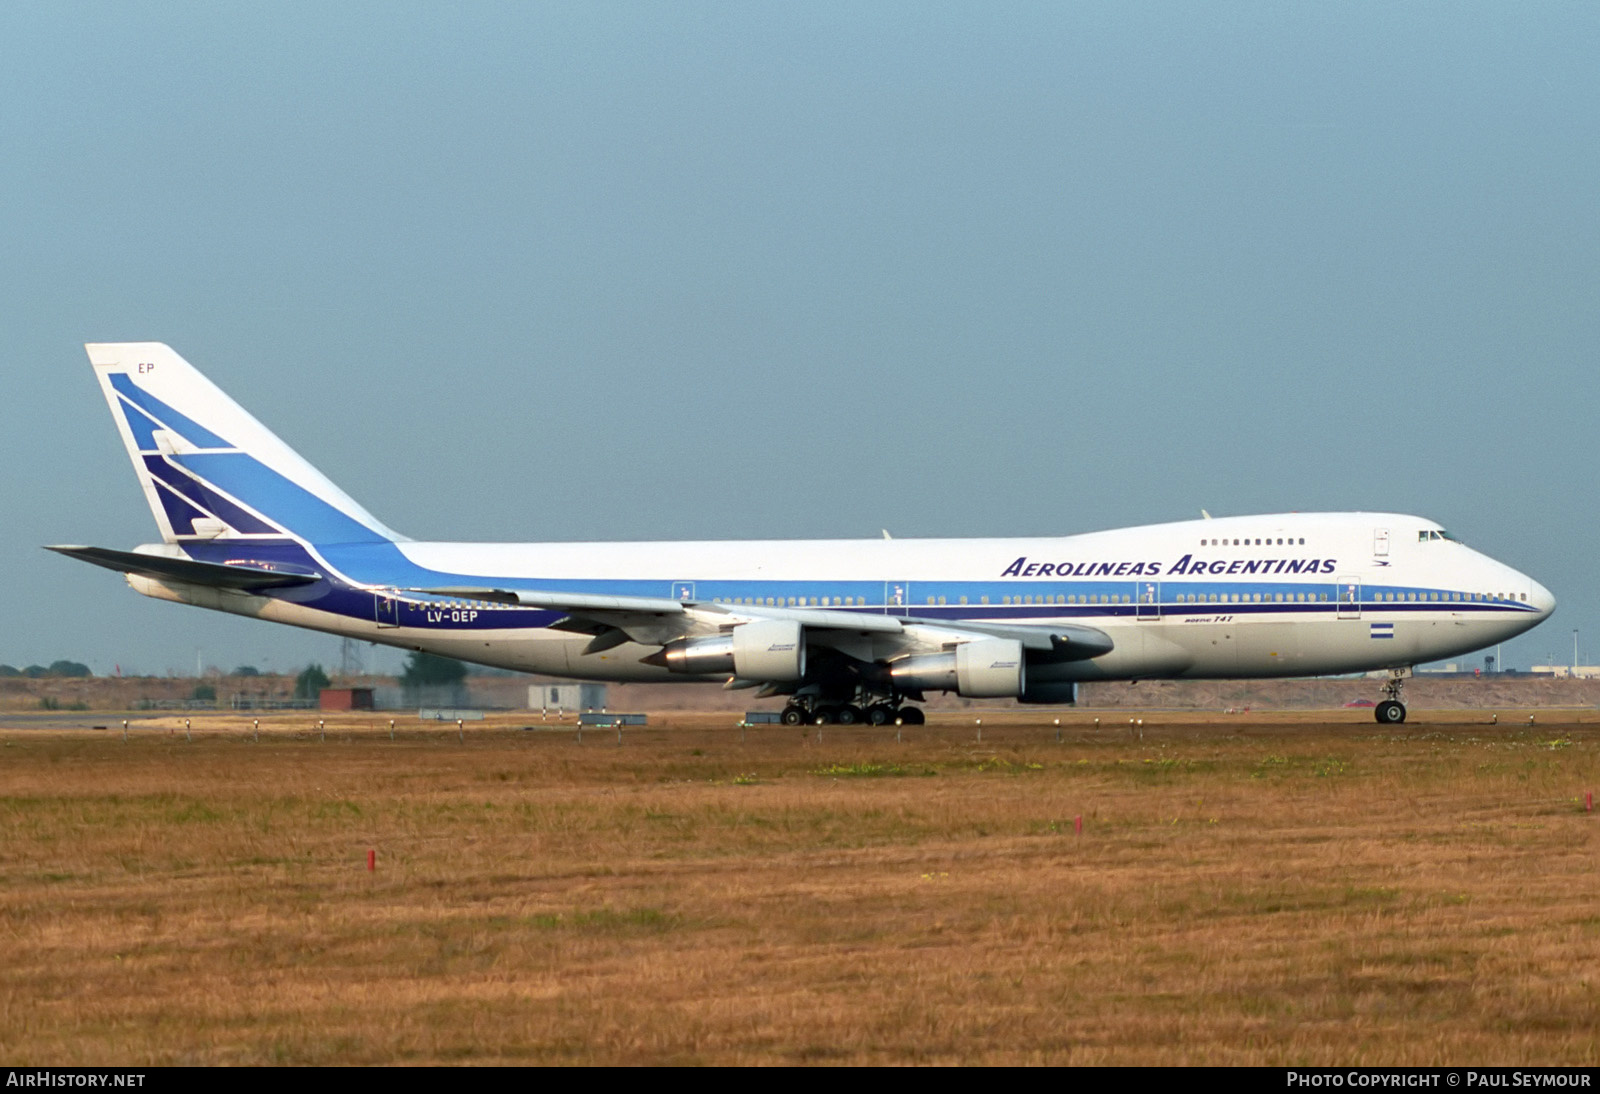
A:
1135,580,1161,620
1335,576,1362,620
1374,528,1390,558
375,590,400,629
671,581,695,601
886,581,911,617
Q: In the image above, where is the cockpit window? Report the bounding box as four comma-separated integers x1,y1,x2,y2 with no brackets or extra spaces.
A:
1418,529,1459,543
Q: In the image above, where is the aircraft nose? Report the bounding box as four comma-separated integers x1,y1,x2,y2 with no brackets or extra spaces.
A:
1528,578,1556,619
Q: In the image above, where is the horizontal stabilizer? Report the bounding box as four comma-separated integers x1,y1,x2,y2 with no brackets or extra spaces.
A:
45,545,322,590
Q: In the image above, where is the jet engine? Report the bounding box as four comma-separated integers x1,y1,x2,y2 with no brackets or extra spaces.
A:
658,619,806,681
888,638,1025,698
1018,681,1078,705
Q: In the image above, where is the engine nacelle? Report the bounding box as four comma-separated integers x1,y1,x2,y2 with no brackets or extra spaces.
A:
731,619,806,681
660,619,806,682
889,638,1025,698
1018,681,1078,705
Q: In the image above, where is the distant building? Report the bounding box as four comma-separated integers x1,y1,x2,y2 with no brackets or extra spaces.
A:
1531,666,1600,679
529,683,607,712
319,687,375,711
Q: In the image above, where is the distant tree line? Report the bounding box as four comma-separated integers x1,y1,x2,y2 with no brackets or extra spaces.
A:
0,661,92,678
400,652,468,687
400,652,469,705
294,664,331,700
0,658,476,690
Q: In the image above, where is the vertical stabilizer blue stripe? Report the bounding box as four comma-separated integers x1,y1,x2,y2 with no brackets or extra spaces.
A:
109,373,232,450
144,456,282,536
151,480,209,535
117,397,165,452
171,453,390,544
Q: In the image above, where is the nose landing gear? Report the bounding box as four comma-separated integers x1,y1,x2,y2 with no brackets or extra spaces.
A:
1374,667,1411,724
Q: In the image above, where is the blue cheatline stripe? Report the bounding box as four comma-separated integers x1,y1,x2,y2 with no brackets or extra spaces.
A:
109,373,232,450
116,397,165,451
171,452,389,545
144,455,281,536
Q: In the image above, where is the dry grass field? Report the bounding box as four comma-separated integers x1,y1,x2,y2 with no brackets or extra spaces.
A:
1,709,1597,1065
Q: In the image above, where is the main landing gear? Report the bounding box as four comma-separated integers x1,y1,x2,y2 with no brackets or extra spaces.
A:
1374,668,1410,724
780,691,924,727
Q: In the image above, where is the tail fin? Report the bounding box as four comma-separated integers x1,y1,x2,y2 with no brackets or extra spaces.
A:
86,343,404,546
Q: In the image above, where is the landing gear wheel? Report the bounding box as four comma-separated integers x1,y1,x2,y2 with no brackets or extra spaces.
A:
866,706,892,727
898,707,925,726
1375,668,1411,724
813,707,837,726
836,705,862,726
1375,700,1407,724
781,706,806,727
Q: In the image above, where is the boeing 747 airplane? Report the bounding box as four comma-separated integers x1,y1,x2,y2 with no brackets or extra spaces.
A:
51,343,1555,725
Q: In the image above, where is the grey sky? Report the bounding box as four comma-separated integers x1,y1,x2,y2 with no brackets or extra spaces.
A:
4,3,1595,676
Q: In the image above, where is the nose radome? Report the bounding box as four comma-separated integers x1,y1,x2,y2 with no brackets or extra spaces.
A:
1529,579,1556,618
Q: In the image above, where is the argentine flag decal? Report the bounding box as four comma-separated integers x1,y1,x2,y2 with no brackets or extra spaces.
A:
1370,622,1395,640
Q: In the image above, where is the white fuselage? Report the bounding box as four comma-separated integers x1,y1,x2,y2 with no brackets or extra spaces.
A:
131,511,1554,685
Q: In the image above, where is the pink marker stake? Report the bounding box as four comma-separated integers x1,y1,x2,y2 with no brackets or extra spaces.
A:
1074,815,1083,835
367,849,376,871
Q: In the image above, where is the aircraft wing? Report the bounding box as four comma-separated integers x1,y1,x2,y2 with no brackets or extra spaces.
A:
410,585,1112,661
908,617,1114,659
46,545,323,590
